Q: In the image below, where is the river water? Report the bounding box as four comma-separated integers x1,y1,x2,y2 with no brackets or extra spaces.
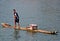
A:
0,0,60,41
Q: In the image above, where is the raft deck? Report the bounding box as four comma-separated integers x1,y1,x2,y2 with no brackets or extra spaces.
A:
1,23,57,34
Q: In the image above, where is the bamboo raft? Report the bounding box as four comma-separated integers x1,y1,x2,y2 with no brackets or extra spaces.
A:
1,23,57,34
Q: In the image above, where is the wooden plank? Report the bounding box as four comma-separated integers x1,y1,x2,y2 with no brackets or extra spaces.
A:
1,23,57,34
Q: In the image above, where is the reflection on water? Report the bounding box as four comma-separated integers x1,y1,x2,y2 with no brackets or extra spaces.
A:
25,31,37,41
13,29,20,41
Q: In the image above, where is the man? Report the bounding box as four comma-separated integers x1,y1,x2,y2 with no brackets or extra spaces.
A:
13,9,20,29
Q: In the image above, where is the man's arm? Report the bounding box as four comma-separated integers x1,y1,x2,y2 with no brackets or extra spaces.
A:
13,12,17,19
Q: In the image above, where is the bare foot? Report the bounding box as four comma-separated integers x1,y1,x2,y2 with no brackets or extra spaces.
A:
14,26,16,29
18,26,20,30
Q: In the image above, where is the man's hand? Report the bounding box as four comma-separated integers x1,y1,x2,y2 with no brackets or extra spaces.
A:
14,16,16,18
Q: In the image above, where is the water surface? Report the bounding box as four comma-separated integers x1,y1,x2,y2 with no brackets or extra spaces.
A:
0,0,60,41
